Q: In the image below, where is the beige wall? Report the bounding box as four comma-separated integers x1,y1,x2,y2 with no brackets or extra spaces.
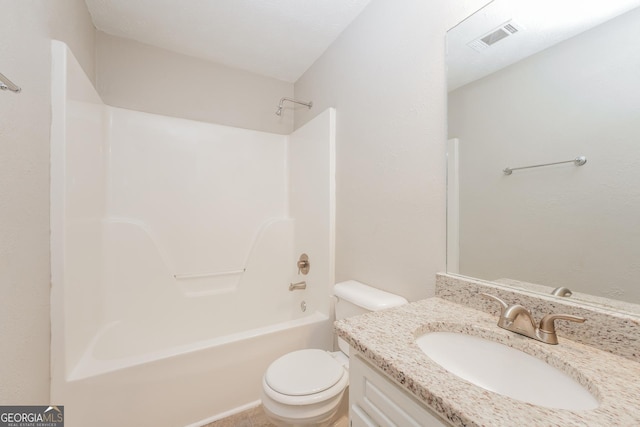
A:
0,0,95,404
0,0,490,404
47,2,97,85
294,0,489,301
449,8,640,302
96,32,294,134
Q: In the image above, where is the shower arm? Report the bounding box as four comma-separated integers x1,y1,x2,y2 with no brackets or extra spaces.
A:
0,72,21,93
276,97,313,115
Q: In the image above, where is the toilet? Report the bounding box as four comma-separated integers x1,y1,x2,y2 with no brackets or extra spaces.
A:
261,280,408,426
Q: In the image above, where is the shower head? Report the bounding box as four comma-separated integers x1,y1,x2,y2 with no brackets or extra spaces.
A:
274,97,312,117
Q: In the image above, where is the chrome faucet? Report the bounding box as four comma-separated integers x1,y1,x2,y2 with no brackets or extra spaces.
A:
481,293,585,345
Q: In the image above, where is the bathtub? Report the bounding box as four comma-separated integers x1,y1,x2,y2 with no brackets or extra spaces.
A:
56,216,333,427
50,41,336,427
59,312,331,427
57,216,332,427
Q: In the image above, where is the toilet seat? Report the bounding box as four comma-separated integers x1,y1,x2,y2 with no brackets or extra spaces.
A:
266,349,344,396
263,350,348,405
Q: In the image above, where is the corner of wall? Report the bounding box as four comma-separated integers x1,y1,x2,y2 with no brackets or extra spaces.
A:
94,31,294,134
45,0,97,86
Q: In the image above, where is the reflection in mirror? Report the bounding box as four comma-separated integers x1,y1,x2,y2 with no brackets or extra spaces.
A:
446,0,640,312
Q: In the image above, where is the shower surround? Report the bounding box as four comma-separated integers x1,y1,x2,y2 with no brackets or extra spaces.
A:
50,41,335,427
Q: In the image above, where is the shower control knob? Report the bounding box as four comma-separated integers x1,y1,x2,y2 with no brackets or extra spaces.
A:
297,253,310,275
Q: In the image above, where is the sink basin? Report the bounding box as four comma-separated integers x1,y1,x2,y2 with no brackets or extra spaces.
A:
415,332,599,410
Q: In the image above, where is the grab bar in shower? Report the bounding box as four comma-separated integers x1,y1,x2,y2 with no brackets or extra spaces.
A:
174,269,245,280
0,72,21,93
503,156,586,175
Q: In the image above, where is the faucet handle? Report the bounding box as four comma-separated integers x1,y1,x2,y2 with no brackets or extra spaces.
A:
297,253,310,275
537,313,586,344
539,313,586,333
480,293,508,317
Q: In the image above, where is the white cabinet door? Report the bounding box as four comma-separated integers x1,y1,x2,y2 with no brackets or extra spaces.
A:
349,352,451,427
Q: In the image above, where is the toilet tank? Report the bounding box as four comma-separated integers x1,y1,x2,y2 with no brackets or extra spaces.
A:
334,280,408,354
334,280,408,320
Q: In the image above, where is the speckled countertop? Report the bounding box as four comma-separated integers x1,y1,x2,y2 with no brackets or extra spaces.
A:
335,297,640,427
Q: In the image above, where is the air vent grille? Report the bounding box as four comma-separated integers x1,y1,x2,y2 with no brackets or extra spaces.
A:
504,23,519,34
468,20,522,52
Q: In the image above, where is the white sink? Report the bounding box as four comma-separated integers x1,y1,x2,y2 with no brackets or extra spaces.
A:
415,332,599,410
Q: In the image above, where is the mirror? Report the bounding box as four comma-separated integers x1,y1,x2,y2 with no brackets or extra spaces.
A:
446,0,640,313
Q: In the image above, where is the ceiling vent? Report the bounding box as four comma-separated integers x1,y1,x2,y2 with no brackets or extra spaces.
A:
468,20,522,52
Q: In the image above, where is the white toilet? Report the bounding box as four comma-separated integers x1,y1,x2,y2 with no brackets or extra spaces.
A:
261,280,408,426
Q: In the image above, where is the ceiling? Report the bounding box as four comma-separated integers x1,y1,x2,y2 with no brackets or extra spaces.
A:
447,0,640,91
84,0,371,83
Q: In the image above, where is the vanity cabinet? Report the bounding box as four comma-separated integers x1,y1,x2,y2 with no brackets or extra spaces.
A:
349,351,450,427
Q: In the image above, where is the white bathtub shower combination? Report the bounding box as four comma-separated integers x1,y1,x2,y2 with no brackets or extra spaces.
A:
50,41,336,427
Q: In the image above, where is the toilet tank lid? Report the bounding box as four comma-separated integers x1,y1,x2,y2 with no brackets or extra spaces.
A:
334,280,408,311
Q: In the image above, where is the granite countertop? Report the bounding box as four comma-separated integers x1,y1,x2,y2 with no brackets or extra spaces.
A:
335,297,640,427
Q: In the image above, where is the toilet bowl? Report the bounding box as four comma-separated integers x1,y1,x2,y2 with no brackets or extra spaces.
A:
261,349,348,427
261,280,408,426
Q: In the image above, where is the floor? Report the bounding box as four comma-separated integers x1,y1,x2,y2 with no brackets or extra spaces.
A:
203,405,349,427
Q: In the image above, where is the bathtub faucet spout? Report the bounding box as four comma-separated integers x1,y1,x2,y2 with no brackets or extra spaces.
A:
289,281,307,291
